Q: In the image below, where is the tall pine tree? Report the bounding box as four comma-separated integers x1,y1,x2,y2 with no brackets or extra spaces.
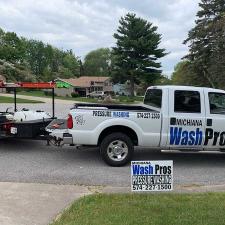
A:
113,13,166,96
184,0,225,88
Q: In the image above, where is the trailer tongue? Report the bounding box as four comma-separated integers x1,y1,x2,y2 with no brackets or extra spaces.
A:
0,81,56,140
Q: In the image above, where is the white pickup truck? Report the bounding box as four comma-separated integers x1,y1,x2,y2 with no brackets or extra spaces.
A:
48,85,225,166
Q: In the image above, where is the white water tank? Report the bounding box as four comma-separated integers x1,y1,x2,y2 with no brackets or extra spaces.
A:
14,109,51,122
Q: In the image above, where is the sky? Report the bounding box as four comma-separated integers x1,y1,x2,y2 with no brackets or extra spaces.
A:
0,0,200,77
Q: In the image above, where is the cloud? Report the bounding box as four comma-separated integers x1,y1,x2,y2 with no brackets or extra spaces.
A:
0,0,200,76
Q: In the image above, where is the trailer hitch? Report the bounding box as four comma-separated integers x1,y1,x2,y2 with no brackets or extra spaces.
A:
48,136,64,147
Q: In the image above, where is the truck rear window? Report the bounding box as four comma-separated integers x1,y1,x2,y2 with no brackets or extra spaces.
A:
144,89,162,108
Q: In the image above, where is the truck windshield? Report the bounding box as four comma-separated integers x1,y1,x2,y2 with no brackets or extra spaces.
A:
144,89,162,108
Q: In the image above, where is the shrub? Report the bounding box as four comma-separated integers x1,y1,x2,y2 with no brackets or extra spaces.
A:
126,98,135,103
71,92,79,98
44,90,51,96
44,90,57,96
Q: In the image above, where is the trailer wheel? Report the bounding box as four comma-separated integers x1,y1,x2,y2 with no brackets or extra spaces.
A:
100,132,134,166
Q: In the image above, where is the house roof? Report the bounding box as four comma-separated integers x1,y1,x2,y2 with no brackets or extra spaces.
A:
57,76,110,87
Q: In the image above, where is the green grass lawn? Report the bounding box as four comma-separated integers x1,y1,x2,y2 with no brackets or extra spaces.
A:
50,193,225,225
19,90,46,97
18,90,144,104
0,96,44,103
116,95,144,102
18,90,97,102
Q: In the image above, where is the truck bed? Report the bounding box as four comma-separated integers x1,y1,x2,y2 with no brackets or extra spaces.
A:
46,119,67,130
73,103,157,112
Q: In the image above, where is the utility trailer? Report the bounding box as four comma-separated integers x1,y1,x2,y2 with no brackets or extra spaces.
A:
0,81,56,140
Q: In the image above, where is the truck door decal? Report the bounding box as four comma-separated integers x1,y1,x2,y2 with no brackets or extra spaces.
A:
170,126,225,147
170,127,203,146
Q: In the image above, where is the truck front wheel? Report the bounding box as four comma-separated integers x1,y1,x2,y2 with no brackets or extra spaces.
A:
100,132,134,166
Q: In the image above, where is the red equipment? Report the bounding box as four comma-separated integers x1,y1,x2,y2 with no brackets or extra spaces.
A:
18,82,55,89
0,81,55,89
0,81,56,117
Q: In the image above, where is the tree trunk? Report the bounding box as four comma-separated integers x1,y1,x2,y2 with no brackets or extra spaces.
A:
203,67,215,88
130,77,135,97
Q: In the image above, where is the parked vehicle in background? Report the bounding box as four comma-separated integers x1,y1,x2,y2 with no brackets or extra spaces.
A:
87,91,106,99
48,85,225,166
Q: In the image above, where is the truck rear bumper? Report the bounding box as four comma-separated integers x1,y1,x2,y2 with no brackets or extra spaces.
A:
48,130,74,145
46,119,72,144
63,133,73,145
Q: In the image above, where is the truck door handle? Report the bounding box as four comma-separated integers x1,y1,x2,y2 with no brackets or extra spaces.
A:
170,117,176,125
207,119,212,126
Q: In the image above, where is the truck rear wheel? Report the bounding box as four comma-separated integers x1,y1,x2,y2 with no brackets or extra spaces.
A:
100,132,134,166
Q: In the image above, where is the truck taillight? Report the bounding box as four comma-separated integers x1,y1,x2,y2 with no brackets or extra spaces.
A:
67,114,73,129
2,123,12,133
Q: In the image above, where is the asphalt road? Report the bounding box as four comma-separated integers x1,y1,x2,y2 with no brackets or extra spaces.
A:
1,101,225,187
0,139,225,187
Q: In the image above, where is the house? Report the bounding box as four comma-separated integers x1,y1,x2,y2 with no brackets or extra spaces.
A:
55,76,113,97
113,82,138,96
0,75,6,93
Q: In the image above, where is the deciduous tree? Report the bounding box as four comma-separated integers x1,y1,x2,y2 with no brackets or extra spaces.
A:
184,0,225,88
83,48,113,76
171,60,211,87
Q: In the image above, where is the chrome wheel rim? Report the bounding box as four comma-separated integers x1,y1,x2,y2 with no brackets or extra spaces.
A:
107,140,128,162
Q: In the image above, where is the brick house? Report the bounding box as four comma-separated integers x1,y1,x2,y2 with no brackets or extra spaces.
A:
55,76,113,97
0,75,6,93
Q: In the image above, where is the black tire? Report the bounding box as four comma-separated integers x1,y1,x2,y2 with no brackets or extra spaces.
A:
100,132,134,166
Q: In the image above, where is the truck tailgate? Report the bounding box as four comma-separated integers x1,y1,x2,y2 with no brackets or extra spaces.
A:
46,119,67,130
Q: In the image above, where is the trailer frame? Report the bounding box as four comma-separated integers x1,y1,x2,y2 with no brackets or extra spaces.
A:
0,81,56,140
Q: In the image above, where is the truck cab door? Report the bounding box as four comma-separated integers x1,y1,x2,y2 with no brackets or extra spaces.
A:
204,90,225,150
167,89,206,150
